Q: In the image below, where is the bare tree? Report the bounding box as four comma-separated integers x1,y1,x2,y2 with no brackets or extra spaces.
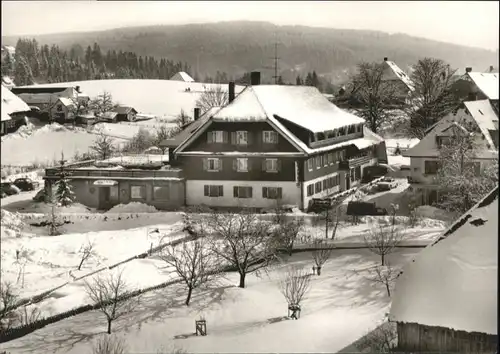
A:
436,130,499,214
159,239,217,306
364,263,399,297
69,97,90,126
311,240,332,275
404,58,459,138
350,62,397,134
364,223,404,266
84,269,138,334
46,187,63,236
195,85,228,114
90,133,115,161
14,248,29,288
278,266,312,319
355,321,397,353
17,305,41,326
204,210,277,288
153,124,177,154
92,334,127,354
78,240,96,271
274,218,304,256
90,91,114,116
174,109,191,129
0,281,19,332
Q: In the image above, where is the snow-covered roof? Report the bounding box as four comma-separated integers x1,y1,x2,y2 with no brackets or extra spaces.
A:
213,85,365,133
390,187,498,335
384,60,415,91
467,72,499,100
2,76,13,85
464,100,498,148
57,97,76,107
1,85,30,119
170,72,195,82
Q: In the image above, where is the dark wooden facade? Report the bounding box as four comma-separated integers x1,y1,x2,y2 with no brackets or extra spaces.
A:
396,322,498,354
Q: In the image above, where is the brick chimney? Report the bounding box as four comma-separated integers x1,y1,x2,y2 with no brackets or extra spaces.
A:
228,82,235,103
250,71,261,86
383,57,388,62
194,107,200,121
490,65,494,73
465,67,472,73
75,86,81,93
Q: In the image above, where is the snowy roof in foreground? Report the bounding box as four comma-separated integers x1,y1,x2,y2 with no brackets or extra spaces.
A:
170,72,195,82
384,60,415,91
464,100,498,148
467,72,499,100
1,85,30,119
390,187,498,334
213,85,365,133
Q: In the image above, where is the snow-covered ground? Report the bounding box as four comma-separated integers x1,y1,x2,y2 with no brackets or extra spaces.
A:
93,121,178,140
2,248,419,354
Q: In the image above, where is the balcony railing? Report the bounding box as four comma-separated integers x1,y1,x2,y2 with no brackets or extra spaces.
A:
338,155,371,170
45,168,183,179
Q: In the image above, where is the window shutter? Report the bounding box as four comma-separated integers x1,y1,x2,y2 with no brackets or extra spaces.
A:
262,187,267,198
233,186,238,198
204,185,209,196
277,159,282,172
278,187,282,199
207,132,213,143
274,132,279,144
223,131,229,143
218,185,223,197
233,159,238,171
247,132,253,145
218,159,222,171
202,158,208,171
247,158,252,171
262,159,266,171
248,187,253,198
231,132,237,144
261,131,266,144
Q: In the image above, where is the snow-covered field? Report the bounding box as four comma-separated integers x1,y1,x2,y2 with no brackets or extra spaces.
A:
19,80,245,119
93,121,177,140
2,248,419,354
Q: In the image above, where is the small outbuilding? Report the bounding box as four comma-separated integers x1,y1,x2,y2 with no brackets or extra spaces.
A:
113,105,138,122
50,97,76,122
170,71,195,82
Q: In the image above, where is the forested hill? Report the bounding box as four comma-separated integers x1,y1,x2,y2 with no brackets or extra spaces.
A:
2,21,498,84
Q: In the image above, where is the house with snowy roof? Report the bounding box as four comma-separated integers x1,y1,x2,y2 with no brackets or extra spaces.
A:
11,85,81,110
404,98,498,205
390,186,498,353
170,71,195,83
451,67,499,103
163,71,387,210
381,57,415,103
1,85,30,135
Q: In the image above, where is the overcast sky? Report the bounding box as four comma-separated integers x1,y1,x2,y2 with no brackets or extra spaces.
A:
2,1,498,51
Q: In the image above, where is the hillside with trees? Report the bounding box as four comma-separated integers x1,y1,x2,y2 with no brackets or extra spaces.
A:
2,21,498,85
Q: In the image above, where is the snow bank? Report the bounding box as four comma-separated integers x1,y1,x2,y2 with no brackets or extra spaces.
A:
107,202,158,214
415,206,453,221
0,209,24,239
22,202,92,214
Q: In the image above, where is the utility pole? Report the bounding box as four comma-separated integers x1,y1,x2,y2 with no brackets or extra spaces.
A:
264,33,281,84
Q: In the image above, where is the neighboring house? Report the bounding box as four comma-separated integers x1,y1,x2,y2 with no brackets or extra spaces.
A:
404,99,498,205
2,76,14,90
43,158,183,211
451,68,499,102
381,57,415,103
170,72,195,82
49,97,76,122
11,85,81,110
165,73,387,210
390,187,498,353
1,85,30,135
98,111,119,123
113,105,138,121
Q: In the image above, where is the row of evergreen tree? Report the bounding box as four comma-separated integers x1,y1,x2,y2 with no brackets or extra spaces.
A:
1,39,193,86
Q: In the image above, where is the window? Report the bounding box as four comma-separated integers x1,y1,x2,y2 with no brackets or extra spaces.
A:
322,179,328,190
348,125,355,134
263,131,278,144
207,131,227,143
264,158,279,173
236,131,248,145
328,153,334,165
262,187,282,199
315,181,322,194
233,186,252,198
323,154,328,167
307,184,314,196
358,124,363,133
153,185,169,200
130,185,146,200
234,158,249,172
424,160,440,175
307,158,313,171
204,185,223,197
436,136,451,148
315,155,321,169
204,158,222,172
